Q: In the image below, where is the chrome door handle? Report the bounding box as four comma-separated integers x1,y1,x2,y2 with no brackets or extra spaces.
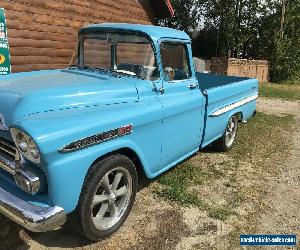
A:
188,83,199,89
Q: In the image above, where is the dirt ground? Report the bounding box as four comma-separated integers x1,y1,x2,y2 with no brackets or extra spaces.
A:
255,98,300,241
1,97,299,250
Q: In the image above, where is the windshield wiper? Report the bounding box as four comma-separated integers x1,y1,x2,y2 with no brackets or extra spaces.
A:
68,65,143,79
69,65,100,72
111,69,145,79
68,65,81,69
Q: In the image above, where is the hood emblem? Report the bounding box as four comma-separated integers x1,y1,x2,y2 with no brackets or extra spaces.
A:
0,114,9,131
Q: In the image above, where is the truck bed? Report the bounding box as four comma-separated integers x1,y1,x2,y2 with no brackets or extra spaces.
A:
196,72,249,90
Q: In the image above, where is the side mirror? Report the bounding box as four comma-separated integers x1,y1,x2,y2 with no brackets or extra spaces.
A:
163,67,175,82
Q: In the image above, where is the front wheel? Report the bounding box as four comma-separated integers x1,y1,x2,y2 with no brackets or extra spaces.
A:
213,115,238,152
71,154,138,241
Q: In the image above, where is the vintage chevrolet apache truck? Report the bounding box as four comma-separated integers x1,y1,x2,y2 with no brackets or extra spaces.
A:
0,23,258,241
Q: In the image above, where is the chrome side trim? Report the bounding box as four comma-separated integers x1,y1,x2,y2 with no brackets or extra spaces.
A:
209,94,258,117
0,186,66,232
60,124,133,153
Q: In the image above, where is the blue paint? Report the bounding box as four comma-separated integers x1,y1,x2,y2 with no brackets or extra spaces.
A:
0,24,258,213
80,23,190,41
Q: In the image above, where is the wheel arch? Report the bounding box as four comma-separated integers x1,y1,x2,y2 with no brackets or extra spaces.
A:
225,110,243,124
220,110,241,136
235,111,243,122
90,147,148,182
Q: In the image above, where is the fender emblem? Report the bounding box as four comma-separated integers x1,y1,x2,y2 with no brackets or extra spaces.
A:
60,124,133,153
0,114,8,131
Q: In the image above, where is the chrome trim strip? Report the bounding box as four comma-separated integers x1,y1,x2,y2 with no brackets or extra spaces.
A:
60,124,133,153
209,94,258,117
0,186,66,232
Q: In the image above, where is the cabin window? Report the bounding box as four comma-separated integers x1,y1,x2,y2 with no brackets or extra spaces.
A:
116,42,158,80
83,38,112,69
160,42,191,81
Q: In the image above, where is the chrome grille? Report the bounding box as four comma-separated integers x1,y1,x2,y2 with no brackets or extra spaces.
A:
0,137,17,175
0,137,17,161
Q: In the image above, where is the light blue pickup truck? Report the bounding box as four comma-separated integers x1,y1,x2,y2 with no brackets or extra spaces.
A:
0,23,258,241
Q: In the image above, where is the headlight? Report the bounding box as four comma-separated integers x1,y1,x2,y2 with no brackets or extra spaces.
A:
10,128,40,164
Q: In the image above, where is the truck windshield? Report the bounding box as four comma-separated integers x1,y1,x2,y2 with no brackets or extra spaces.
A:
70,32,159,80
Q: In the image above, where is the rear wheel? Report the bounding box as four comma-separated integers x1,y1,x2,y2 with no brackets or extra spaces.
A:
214,115,238,151
71,154,138,241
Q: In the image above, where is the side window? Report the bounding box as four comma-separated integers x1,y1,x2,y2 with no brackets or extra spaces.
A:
160,42,191,81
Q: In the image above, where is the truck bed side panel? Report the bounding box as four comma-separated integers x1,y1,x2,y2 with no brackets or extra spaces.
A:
198,76,258,148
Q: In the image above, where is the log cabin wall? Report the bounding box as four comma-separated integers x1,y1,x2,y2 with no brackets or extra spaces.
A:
3,0,155,73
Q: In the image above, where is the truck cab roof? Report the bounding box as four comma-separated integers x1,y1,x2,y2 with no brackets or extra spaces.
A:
79,23,191,41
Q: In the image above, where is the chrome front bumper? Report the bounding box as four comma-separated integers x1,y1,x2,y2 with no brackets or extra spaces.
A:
0,186,66,232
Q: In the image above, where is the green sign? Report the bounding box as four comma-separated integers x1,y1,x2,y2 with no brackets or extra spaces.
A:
0,8,11,75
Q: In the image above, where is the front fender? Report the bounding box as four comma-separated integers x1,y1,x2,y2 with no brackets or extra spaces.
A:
45,138,149,213
12,93,163,213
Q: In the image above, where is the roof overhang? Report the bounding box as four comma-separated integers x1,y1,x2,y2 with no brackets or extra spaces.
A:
151,0,175,18
79,23,190,41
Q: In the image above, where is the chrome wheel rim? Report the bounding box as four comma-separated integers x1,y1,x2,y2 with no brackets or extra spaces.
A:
225,116,238,147
91,167,132,230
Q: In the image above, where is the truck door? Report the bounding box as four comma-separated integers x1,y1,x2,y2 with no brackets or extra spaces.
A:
158,41,205,167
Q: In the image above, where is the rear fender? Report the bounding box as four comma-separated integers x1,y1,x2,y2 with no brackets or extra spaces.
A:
201,99,256,148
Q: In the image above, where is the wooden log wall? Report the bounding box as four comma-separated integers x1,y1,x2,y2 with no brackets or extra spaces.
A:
3,0,155,72
117,43,155,66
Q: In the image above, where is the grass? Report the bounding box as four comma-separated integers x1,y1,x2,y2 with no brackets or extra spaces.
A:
229,112,294,160
154,112,294,221
259,82,300,101
154,162,234,221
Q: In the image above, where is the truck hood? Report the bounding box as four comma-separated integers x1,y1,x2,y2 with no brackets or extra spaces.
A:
0,69,139,127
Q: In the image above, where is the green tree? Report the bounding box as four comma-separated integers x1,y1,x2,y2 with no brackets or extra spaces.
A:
252,0,300,82
192,28,219,59
160,0,300,82
270,0,300,82
158,0,203,34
